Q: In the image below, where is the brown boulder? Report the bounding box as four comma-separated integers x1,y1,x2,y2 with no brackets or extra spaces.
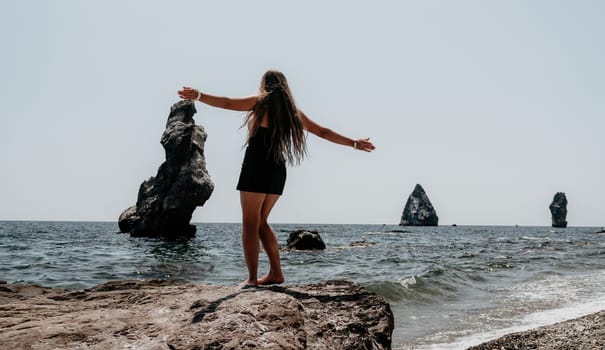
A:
0,279,393,349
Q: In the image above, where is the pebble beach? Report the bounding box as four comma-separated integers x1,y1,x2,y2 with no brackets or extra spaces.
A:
468,309,605,350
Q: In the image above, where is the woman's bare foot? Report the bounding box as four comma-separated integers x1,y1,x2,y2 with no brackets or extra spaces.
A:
258,274,285,286
239,279,258,289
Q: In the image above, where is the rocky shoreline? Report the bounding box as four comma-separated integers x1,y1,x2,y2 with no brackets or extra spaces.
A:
3,278,604,350
0,279,393,350
468,309,605,350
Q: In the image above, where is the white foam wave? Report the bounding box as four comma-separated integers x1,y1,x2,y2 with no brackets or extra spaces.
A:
400,270,605,350
398,276,417,288
412,299,605,350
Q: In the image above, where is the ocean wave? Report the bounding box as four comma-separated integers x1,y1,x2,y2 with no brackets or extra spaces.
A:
413,292,605,350
365,267,485,303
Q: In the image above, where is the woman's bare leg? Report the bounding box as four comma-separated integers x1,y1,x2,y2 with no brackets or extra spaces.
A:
258,194,285,285
240,191,266,286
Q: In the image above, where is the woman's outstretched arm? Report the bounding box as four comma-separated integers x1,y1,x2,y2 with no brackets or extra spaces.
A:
298,109,375,152
177,86,257,111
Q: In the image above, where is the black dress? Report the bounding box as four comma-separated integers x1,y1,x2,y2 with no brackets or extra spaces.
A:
236,127,287,195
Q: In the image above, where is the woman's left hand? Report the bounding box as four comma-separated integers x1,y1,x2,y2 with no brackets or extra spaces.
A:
355,138,376,152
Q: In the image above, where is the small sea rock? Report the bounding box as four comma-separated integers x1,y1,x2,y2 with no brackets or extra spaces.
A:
384,229,410,234
287,230,326,250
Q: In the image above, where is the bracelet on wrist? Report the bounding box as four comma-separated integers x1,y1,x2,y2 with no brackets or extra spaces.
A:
353,140,358,149
195,90,202,101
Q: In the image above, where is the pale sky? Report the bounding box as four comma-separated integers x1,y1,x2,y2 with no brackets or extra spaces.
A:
1,1,603,226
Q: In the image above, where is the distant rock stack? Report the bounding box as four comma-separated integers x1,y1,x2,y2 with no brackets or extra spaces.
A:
400,184,439,226
118,100,214,238
549,192,568,228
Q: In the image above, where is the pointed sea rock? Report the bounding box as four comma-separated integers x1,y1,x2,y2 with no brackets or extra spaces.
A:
118,100,214,238
400,184,439,226
549,192,568,228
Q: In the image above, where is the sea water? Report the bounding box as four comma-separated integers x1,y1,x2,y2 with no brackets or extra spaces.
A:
1,221,604,349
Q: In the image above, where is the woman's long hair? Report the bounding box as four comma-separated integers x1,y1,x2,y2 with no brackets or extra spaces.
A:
244,70,306,165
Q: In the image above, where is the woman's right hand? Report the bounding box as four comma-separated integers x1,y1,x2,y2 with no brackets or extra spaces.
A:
177,86,201,101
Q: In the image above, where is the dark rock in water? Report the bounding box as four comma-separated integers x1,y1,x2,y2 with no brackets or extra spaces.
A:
0,279,394,350
118,100,214,238
400,184,439,226
287,230,326,250
117,206,138,233
549,192,568,228
384,229,410,234
595,228,605,234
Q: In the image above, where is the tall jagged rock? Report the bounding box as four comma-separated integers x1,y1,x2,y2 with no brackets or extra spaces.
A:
549,192,568,228
118,100,214,238
400,184,439,226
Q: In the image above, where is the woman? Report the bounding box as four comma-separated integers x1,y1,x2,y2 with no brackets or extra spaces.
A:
178,70,375,287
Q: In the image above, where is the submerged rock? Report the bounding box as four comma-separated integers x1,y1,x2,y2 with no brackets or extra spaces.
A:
400,184,439,226
348,240,376,248
118,100,214,238
549,192,568,228
384,229,410,233
0,279,394,350
287,230,326,250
